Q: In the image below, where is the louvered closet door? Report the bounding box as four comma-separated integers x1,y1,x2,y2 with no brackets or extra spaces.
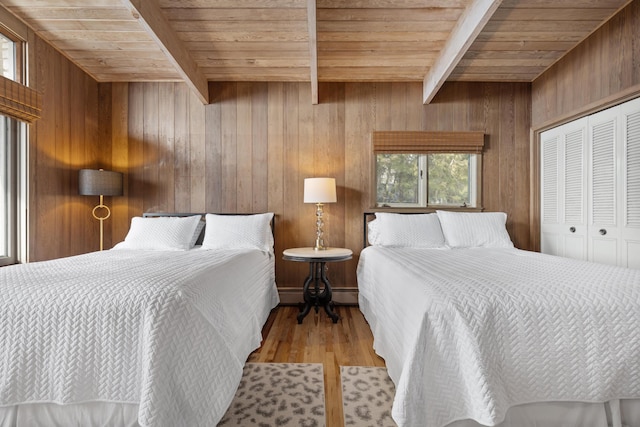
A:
541,96,640,268
541,128,562,256
588,106,620,266
541,118,588,259
620,97,640,269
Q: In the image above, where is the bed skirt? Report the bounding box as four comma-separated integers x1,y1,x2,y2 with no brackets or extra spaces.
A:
0,402,139,427
446,399,640,427
1,396,640,427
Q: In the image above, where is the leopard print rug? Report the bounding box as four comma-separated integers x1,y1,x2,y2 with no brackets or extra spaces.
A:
219,363,325,426
341,366,396,427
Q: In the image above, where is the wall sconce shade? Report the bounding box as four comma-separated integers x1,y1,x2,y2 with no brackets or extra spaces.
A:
304,177,337,204
79,169,123,251
303,177,336,251
79,169,123,197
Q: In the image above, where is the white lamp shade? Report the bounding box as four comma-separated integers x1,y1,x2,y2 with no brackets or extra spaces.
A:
304,177,337,203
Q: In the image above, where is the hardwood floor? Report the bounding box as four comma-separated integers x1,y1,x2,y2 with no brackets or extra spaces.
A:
248,305,386,427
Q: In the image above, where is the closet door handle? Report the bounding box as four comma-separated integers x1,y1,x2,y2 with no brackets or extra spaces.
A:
569,226,576,233
599,229,607,235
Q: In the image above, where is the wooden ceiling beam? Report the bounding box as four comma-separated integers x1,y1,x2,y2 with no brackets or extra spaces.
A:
422,0,502,104
122,0,209,104
307,0,319,104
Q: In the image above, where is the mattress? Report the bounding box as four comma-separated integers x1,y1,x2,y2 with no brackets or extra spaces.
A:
0,247,279,427
357,246,640,427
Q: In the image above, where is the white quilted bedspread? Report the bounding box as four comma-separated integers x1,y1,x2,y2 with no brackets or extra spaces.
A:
357,247,640,427
0,248,278,427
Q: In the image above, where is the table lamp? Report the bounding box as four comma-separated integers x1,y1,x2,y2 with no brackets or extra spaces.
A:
79,168,123,251
303,177,336,251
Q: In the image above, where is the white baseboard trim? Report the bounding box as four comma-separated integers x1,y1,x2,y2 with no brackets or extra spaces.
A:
278,287,359,305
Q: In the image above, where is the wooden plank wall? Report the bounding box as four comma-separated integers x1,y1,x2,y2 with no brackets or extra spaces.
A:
23,39,531,290
530,0,640,250
532,0,640,129
106,80,531,289
28,30,106,261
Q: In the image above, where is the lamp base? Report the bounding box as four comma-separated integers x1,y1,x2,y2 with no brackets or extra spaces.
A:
313,238,326,251
92,195,111,251
313,203,327,251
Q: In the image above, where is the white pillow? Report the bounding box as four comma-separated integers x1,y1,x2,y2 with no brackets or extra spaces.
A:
113,215,201,251
436,210,514,248
367,219,381,246
201,213,274,252
371,212,445,248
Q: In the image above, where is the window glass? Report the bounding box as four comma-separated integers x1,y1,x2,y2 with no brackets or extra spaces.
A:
375,153,478,208
0,115,16,264
0,33,15,81
428,153,471,206
0,116,7,257
376,154,420,206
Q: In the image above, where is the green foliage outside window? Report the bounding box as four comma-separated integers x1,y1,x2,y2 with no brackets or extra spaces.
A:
376,153,473,207
428,154,470,206
376,154,419,204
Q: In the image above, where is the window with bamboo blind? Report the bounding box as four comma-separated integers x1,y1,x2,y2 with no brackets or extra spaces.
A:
0,21,33,266
372,131,485,209
0,23,40,124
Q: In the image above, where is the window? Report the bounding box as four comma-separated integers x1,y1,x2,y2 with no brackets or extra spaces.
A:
0,32,16,81
376,153,478,207
0,115,23,266
372,131,484,209
377,153,422,205
0,27,27,266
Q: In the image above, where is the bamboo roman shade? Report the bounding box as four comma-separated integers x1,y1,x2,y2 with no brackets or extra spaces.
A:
372,131,485,154
0,75,42,123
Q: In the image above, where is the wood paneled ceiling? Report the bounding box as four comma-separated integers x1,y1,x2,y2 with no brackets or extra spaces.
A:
0,0,632,104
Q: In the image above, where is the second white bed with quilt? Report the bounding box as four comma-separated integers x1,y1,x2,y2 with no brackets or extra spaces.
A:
357,211,640,427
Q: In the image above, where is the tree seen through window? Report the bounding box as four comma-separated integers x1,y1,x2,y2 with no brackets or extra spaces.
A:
376,153,475,207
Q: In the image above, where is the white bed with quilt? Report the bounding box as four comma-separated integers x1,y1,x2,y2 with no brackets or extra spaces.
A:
357,211,640,427
0,213,279,427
